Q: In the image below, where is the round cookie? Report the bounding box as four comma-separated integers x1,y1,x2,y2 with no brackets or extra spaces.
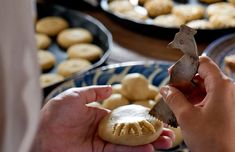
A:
102,94,129,110
35,33,51,49
109,0,134,13
186,19,213,29
57,59,91,77
121,9,148,21
133,100,156,109
40,73,64,88
144,0,173,18
172,5,205,22
121,73,150,101
199,0,223,4
153,14,185,28
57,28,93,49
206,2,235,17
209,15,235,28
36,16,69,36
67,43,103,62
98,105,163,146
38,50,56,71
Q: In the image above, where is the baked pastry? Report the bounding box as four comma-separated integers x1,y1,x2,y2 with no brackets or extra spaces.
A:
206,2,235,17
133,100,156,109
35,33,51,49
109,0,134,13
209,15,235,28
144,0,173,18
67,43,103,62
36,16,69,36
121,73,150,101
121,9,148,21
229,0,235,5
102,94,129,110
40,73,64,88
112,84,122,94
199,0,223,4
57,59,91,77
153,14,185,28
224,54,235,72
148,85,159,100
38,50,56,71
186,19,213,29
138,0,150,5
57,28,93,49
172,5,205,22
98,105,163,146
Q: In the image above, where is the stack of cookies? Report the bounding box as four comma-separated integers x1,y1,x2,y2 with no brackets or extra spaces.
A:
108,0,235,29
35,16,104,88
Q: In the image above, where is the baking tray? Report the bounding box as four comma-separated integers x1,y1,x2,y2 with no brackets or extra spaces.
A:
37,3,112,96
100,0,235,42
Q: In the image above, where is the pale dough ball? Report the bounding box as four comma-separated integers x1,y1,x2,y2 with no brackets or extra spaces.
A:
209,15,235,28
148,85,159,100
102,94,129,110
112,84,122,94
121,73,150,101
144,0,173,18
98,105,163,146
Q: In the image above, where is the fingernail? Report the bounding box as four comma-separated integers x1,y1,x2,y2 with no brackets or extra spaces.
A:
160,86,169,98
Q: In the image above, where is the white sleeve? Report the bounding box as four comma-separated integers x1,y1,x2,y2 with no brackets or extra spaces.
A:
0,0,41,152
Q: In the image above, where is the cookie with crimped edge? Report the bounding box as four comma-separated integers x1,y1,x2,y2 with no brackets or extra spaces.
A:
98,105,163,146
36,16,69,36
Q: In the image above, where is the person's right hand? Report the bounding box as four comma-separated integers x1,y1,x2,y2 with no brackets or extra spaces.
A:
160,56,235,152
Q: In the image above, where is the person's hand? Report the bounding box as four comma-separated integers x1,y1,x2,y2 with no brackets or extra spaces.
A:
32,85,174,152
160,56,235,152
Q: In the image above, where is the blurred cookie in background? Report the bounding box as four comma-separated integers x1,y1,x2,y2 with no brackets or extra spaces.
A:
109,0,134,13
35,33,51,49
153,14,185,28
36,16,69,36
144,0,173,18
40,73,64,88
38,50,56,71
57,28,93,49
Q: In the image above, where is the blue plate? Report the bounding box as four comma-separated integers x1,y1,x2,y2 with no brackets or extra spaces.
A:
45,61,191,151
203,33,235,80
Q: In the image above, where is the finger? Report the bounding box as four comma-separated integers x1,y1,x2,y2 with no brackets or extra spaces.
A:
160,86,195,124
198,56,227,92
152,136,173,150
104,143,154,152
74,85,112,105
160,128,175,141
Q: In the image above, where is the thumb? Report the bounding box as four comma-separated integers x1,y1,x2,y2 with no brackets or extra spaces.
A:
160,86,195,125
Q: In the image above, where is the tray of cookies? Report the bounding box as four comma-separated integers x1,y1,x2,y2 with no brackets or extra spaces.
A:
36,3,112,92
100,0,235,41
45,61,188,151
203,33,235,80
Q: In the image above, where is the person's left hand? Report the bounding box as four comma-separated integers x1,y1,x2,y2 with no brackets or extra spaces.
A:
32,85,174,152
